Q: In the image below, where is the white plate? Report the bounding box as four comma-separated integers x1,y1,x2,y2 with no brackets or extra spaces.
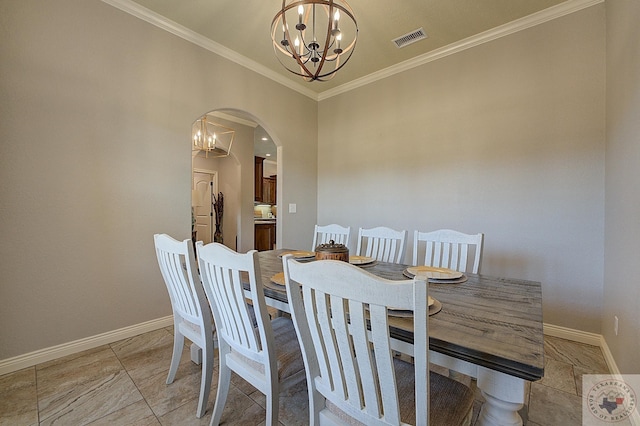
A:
403,270,468,284
349,255,375,265
270,272,285,286
388,298,442,317
405,266,463,280
278,250,315,259
387,296,434,313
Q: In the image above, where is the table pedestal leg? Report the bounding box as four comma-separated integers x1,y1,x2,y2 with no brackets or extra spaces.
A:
478,391,524,426
476,366,526,426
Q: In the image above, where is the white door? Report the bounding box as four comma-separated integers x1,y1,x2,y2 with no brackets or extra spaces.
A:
193,171,217,244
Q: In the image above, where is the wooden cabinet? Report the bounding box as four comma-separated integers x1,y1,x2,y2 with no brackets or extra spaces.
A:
255,222,276,251
262,176,276,205
255,156,277,204
254,157,264,202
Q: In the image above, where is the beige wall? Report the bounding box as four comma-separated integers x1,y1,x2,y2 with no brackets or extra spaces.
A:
0,0,317,359
603,0,640,373
318,6,606,332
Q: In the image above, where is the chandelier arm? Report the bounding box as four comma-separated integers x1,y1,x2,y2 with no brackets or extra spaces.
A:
297,31,312,58
272,25,291,56
277,39,317,80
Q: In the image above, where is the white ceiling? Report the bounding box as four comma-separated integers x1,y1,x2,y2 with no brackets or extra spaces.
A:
104,0,597,159
253,126,276,161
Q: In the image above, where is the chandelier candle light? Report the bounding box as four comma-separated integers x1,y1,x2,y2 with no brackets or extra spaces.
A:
192,115,235,158
271,0,358,81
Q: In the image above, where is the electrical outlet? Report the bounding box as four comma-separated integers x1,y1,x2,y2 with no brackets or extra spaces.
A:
614,316,619,336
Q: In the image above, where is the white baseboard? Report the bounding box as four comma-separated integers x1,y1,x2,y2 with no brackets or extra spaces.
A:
543,322,602,346
597,335,621,376
1,318,621,379
543,322,620,375
0,316,174,376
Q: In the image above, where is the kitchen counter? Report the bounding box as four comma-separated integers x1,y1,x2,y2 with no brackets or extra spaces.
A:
254,218,276,224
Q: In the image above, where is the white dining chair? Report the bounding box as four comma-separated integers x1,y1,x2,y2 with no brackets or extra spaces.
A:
197,242,305,426
283,257,474,426
356,226,408,264
311,223,351,251
153,234,214,418
413,229,484,273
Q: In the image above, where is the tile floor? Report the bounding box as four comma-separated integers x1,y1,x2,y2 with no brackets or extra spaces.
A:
0,329,610,425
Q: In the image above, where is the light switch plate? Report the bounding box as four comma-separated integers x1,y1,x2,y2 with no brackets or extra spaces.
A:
289,203,297,213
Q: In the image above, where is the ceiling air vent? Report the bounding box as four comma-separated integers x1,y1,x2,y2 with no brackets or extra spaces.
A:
392,28,427,48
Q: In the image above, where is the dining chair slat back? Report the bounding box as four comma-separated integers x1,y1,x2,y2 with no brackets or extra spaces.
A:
413,229,484,273
356,226,408,264
283,257,474,426
153,234,214,418
197,243,304,426
312,224,351,251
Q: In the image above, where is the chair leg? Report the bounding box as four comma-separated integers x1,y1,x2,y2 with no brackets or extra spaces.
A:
308,387,324,426
166,329,185,384
195,339,214,418
211,358,231,426
265,381,279,426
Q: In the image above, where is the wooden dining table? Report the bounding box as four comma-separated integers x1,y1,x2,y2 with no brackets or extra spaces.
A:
251,249,544,426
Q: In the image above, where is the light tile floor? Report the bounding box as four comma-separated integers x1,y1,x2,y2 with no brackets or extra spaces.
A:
0,329,609,425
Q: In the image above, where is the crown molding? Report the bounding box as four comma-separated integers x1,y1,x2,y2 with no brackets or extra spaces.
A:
101,0,602,103
209,111,258,128
318,0,603,101
100,0,319,101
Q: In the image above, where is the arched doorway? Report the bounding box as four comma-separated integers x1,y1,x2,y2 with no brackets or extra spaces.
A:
191,109,279,252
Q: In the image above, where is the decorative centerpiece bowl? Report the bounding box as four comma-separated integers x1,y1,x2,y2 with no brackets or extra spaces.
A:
315,240,349,262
